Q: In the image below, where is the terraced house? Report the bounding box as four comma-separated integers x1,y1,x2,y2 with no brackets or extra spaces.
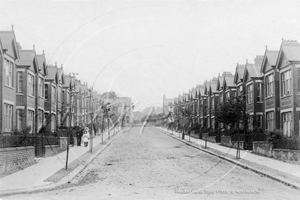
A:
243,56,264,130
261,49,280,131
0,29,20,134
44,65,59,131
16,48,40,133
36,51,47,132
276,40,300,138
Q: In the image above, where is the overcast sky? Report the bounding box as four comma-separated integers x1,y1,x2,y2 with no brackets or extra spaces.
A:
1,0,300,111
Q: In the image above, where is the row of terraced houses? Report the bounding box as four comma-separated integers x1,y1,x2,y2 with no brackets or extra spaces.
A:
173,39,300,140
0,28,103,135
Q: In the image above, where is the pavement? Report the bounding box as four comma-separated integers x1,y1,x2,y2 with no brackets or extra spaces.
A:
156,127,300,190
0,127,128,197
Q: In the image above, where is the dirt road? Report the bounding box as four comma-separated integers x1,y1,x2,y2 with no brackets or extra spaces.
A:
4,126,300,200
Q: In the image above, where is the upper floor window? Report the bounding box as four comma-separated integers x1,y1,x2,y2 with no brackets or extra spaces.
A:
239,85,243,96
4,59,14,87
52,86,56,103
45,84,49,100
265,74,274,98
17,72,23,93
28,74,34,96
211,97,214,108
257,83,262,102
281,70,291,96
246,84,253,104
38,77,44,97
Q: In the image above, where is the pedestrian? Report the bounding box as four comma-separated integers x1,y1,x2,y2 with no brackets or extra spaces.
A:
82,127,90,147
76,126,82,146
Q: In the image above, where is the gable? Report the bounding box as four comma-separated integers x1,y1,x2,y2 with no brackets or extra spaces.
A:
277,51,289,70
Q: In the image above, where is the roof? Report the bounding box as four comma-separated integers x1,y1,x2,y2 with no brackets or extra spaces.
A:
0,31,20,59
17,50,36,66
210,77,218,93
234,64,246,84
0,31,14,50
191,87,196,99
46,66,58,81
36,54,47,75
280,40,300,62
0,39,3,54
223,76,235,88
246,56,263,80
260,50,279,73
57,67,64,84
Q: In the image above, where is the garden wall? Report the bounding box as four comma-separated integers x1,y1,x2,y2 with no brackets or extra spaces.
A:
0,146,35,174
252,142,300,163
44,145,62,157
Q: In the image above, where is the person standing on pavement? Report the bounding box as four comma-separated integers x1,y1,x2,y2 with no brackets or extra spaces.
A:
82,127,90,147
76,125,84,146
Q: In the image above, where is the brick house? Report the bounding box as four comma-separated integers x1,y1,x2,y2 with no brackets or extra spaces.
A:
190,88,197,124
0,30,20,134
196,85,205,127
79,83,88,126
234,64,247,97
16,49,39,134
202,81,210,129
217,72,234,130
275,40,300,139
56,67,64,128
62,74,73,127
35,52,47,132
44,65,59,131
260,49,280,131
208,77,218,130
243,56,264,130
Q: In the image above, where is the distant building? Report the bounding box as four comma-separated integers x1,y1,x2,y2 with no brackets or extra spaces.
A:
162,94,174,115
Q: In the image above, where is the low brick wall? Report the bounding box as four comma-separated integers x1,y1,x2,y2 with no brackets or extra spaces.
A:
272,149,300,163
0,146,35,174
44,145,61,157
221,136,232,147
252,141,273,157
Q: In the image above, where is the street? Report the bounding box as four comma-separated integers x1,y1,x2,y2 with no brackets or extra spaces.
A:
4,126,300,200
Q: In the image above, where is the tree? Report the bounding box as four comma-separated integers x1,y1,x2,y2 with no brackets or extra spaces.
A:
101,91,118,99
216,96,248,158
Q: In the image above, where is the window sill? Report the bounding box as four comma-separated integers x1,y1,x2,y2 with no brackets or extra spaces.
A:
265,96,274,100
16,93,23,95
281,94,292,99
28,94,35,98
4,85,14,90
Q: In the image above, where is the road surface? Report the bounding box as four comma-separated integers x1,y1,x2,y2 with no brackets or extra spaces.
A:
4,126,300,200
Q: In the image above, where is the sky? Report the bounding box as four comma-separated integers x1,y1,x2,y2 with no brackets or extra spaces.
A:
1,0,300,112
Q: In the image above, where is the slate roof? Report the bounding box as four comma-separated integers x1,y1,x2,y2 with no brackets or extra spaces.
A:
0,31,15,50
36,54,45,70
224,76,235,87
246,56,263,79
191,87,196,99
57,67,64,84
210,77,218,93
281,41,300,62
17,50,36,66
265,51,279,66
234,64,246,84
46,66,58,80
